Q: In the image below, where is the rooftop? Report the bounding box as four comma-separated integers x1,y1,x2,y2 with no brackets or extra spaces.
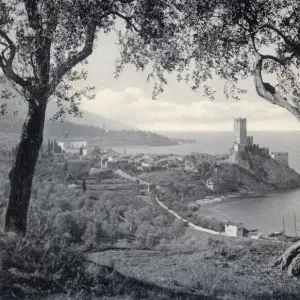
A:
225,220,243,227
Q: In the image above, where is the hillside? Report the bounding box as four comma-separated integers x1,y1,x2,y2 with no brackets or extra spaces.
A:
44,122,178,146
46,102,138,130
0,90,136,131
205,150,300,193
0,116,178,147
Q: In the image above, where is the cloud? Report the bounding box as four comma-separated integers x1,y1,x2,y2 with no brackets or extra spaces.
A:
81,86,300,131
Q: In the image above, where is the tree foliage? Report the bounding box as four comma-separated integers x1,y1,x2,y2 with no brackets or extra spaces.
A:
0,0,188,116
118,0,300,121
0,0,189,234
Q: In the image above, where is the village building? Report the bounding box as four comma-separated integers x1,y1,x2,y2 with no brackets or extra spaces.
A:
100,156,109,168
89,167,114,179
58,142,65,152
141,162,152,169
205,179,215,191
224,220,244,237
69,140,87,149
107,160,118,170
58,139,88,156
116,158,130,168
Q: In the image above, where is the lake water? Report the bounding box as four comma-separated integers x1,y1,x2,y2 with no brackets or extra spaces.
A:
113,131,300,236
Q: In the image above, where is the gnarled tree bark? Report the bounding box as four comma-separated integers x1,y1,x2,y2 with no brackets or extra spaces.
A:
4,99,47,235
254,53,300,122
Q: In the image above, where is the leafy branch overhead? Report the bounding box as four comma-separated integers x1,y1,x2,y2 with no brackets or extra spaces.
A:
0,0,184,118
117,0,300,120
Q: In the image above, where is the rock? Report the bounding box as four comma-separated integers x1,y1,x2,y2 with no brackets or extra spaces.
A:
208,151,300,193
274,241,300,276
288,255,300,277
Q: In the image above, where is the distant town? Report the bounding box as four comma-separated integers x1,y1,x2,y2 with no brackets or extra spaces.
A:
48,117,290,174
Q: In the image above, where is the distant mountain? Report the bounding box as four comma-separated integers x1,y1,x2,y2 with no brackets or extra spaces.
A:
0,90,137,131
43,120,106,137
46,102,137,131
0,98,176,147
43,121,179,147
0,116,178,147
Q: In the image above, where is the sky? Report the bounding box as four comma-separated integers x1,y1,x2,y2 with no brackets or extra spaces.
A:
78,29,300,132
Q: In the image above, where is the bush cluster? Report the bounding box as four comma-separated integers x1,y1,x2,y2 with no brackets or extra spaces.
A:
156,187,225,232
7,178,185,250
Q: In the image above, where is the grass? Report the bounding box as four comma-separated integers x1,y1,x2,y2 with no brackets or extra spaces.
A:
88,237,300,300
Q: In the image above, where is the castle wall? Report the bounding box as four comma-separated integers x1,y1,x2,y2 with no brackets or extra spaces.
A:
261,147,270,156
271,152,289,167
247,136,253,146
233,143,246,152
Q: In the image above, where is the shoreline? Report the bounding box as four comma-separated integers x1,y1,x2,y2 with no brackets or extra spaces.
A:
195,185,300,206
196,191,268,205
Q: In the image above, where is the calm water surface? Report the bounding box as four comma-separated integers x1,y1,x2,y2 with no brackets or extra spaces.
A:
113,131,300,236
201,190,300,236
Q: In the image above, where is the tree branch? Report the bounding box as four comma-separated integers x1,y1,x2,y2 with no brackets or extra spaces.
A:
258,24,295,48
0,30,31,87
24,0,41,31
48,24,97,96
254,53,300,121
250,29,292,66
112,11,139,32
116,0,135,3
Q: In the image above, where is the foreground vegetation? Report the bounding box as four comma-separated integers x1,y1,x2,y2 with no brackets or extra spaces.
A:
138,169,225,232
0,155,300,299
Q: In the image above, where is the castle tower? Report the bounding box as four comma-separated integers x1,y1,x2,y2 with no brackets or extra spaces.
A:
234,118,247,145
271,152,289,167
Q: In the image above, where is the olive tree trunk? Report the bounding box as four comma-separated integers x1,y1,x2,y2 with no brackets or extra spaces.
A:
4,101,47,235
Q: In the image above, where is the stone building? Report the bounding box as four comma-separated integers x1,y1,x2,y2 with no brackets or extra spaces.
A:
271,152,289,167
246,136,254,146
234,117,247,145
233,118,254,152
225,220,244,237
58,140,88,156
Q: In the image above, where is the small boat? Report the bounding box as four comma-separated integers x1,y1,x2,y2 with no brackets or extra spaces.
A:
268,231,284,237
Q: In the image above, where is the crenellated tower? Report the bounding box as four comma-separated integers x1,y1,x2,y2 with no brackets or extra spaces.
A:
234,118,247,145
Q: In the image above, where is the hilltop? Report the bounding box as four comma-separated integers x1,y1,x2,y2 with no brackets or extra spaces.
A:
0,90,136,131
44,122,180,146
185,149,300,195
0,117,181,147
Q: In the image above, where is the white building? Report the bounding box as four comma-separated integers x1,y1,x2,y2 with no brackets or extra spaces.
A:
205,179,215,191
225,220,244,237
69,140,87,149
59,140,88,156
58,142,65,152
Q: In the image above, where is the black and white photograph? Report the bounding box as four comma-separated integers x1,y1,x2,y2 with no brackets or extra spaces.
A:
1,1,300,299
